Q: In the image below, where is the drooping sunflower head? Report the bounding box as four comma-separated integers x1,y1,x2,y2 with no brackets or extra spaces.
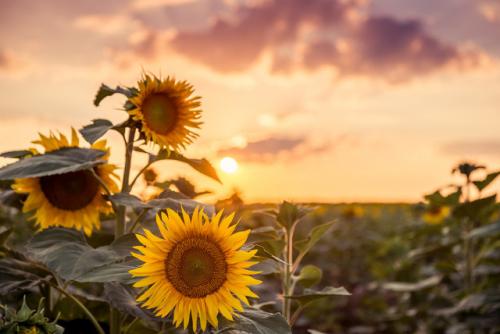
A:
128,74,202,151
130,208,261,332
422,205,451,225
12,129,119,235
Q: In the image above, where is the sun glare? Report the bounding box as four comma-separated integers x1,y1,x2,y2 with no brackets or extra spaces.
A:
220,157,238,174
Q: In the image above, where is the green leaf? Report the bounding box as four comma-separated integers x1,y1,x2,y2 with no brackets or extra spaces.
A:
93,84,133,106
276,201,311,230
217,309,291,334
0,147,105,180
296,265,322,288
0,249,53,294
255,239,285,258
27,228,138,283
467,220,500,239
424,189,461,206
153,149,221,183
294,221,335,255
473,171,500,191
103,282,160,326
453,195,497,220
285,286,350,305
382,275,442,292
79,119,114,144
108,192,214,215
0,150,33,159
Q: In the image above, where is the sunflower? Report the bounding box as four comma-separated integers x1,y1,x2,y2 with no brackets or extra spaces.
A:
128,74,202,151
130,208,261,332
422,205,451,225
12,129,119,235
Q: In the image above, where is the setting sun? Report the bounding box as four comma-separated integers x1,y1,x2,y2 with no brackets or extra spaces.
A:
220,157,238,174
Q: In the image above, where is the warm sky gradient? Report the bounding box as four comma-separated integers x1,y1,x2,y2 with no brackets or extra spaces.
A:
1,0,499,203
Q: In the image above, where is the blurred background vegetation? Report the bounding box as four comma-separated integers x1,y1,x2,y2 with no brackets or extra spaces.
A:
1,162,499,334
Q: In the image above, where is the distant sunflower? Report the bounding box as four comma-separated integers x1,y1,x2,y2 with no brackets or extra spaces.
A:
12,129,119,235
130,208,261,332
128,74,202,151
422,205,451,225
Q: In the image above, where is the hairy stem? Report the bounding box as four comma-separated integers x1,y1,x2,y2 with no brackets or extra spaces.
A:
282,223,297,325
111,126,136,334
463,177,474,293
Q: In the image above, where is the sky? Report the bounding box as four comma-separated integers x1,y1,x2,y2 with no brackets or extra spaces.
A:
0,0,499,203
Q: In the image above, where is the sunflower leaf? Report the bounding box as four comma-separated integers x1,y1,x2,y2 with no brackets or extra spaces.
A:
27,228,138,283
217,309,291,334
285,286,350,305
294,221,335,258
79,119,114,144
296,265,323,288
0,148,105,180
153,149,221,183
0,150,33,159
108,193,214,215
94,84,133,106
473,171,500,191
103,282,162,329
276,201,312,230
0,249,53,294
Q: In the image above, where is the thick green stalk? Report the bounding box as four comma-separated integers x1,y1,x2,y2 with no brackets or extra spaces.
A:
110,127,136,334
463,178,474,293
52,284,105,334
282,224,296,324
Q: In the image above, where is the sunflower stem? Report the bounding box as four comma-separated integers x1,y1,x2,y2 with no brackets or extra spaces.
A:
282,223,297,325
51,284,105,334
111,126,136,334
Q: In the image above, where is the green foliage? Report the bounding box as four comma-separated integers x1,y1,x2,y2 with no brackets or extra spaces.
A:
79,119,114,144
296,265,323,288
286,287,350,305
0,151,33,160
217,309,291,334
294,221,335,257
93,84,134,107
473,171,500,192
0,148,105,180
108,192,214,215
276,201,311,230
27,228,138,284
0,297,64,334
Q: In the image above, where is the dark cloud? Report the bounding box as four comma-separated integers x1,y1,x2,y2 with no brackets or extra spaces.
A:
304,17,480,81
218,137,305,162
216,135,338,162
172,0,351,72
442,140,500,158
171,0,482,80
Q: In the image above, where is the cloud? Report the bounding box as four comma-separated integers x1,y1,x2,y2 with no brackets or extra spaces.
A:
303,16,482,81
170,0,483,81
172,0,352,72
216,135,336,162
442,140,500,158
0,49,31,75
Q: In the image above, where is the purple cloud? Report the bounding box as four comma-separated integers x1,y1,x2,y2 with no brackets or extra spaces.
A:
170,0,482,80
217,136,306,162
216,135,337,162
171,0,351,72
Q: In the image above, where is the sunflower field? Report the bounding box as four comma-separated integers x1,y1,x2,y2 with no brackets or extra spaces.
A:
0,73,499,334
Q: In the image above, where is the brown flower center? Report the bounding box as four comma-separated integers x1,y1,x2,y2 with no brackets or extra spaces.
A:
165,237,227,298
40,170,99,211
142,93,178,135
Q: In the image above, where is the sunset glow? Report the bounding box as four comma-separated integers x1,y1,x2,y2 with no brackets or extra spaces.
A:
220,157,238,174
